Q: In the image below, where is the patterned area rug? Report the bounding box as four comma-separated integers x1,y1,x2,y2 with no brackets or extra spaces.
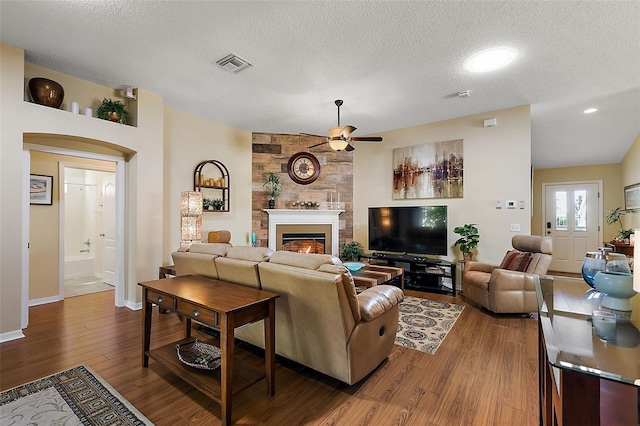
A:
395,296,464,354
0,365,152,425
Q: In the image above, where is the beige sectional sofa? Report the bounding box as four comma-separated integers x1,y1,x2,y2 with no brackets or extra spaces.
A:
171,243,404,385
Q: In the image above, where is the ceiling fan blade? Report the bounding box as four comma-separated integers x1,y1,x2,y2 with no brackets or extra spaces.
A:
342,125,356,138
350,136,383,142
345,143,355,152
308,141,328,149
301,132,325,138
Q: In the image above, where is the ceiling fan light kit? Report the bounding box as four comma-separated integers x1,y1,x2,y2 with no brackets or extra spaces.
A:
308,100,383,152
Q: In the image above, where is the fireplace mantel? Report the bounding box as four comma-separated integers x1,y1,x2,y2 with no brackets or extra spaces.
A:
264,209,344,256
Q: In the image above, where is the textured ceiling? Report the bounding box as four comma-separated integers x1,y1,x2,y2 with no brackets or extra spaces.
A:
1,1,638,169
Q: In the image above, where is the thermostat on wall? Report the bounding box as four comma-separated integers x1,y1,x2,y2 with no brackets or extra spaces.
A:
507,200,516,209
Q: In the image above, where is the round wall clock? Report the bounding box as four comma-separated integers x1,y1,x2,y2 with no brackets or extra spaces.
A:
287,152,321,185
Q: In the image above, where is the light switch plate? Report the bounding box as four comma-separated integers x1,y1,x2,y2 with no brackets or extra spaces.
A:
507,200,516,209
496,200,503,208
510,224,521,232
519,200,525,209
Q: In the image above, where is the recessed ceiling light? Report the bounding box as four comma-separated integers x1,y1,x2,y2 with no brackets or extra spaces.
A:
464,47,518,72
584,108,598,114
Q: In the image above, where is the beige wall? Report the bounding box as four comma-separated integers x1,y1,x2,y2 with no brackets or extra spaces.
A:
621,134,640,231
29,152,115,300
1,43,164,335
532,164,623,243
163,107,253,260
354,105,532,265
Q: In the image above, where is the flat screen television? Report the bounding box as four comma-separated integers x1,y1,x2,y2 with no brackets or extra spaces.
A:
368,206,448,256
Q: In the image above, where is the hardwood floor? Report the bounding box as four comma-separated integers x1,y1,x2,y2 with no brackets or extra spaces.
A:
0,288,539,425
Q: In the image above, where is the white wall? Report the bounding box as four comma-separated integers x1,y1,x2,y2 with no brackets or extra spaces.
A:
354,105,532,265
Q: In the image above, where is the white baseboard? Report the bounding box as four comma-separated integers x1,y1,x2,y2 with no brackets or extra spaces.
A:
125,300,142,311
29,296,62,306
0,330,25,343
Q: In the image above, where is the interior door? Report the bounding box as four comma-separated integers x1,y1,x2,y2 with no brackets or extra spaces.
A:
544,182,601,273
102,174,116,285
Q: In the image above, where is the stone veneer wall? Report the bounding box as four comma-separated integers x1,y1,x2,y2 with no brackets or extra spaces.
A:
252,133,353,251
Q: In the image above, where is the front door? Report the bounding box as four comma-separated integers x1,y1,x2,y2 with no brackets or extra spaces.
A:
544,182,601,273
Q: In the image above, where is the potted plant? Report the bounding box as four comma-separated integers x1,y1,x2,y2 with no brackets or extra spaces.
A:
340,241,363,261
212,198,225,210
262,172,282,209
203,198,214,211
454,223,479,261
606,207,633,242
96,98,131,124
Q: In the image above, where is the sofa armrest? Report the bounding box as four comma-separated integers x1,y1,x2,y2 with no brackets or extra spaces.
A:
357,285,404,321
465,261,498,274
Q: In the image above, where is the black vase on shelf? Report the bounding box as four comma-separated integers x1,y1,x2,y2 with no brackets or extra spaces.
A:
268,199,275,209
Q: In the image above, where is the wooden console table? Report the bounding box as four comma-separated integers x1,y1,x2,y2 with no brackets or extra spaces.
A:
604,241,634,257
139,275,279,426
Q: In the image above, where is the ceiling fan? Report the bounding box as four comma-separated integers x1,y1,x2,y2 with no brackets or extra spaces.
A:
306,100,383,152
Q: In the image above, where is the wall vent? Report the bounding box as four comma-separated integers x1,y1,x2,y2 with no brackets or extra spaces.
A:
216,53,252,73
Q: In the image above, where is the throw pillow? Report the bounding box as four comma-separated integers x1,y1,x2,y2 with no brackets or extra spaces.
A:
499,250,533,272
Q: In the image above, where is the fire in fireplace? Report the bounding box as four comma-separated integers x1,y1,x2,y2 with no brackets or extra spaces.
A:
282,233,326,254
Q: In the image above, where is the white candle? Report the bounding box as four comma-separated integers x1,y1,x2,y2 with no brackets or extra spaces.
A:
330,193,333,203
84,107,92,117
71,102,79,114
337,193,340,204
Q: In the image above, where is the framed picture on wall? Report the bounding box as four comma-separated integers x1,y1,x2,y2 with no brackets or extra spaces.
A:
30,174,53,205
624,183,640,211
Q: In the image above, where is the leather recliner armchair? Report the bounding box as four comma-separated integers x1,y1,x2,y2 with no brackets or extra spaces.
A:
463,235,553,314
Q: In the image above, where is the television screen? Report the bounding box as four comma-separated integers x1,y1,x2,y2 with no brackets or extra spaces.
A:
368,206,448,255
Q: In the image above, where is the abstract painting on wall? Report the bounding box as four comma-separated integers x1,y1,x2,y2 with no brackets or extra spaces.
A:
392,139,463,199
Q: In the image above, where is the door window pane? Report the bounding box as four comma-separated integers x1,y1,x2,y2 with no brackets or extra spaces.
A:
555,191,567,230
575,190,587,231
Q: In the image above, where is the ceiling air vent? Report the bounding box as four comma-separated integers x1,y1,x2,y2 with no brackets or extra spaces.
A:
216,53,252,73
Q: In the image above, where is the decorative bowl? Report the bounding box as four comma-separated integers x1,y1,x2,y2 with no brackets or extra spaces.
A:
343,262,366,271
28,77,64,108
593,271,636,311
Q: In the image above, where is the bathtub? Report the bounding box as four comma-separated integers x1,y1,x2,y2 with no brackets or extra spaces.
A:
64,255,96,279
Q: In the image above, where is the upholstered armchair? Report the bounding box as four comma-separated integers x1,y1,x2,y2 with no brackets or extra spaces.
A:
464,235,553,314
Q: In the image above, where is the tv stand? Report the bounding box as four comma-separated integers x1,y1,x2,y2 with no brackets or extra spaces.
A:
361,253,455,296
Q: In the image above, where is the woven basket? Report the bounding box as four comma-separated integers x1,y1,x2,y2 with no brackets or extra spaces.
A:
176,339,221,370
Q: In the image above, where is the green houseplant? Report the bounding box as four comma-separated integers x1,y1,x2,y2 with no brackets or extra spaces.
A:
212,198,225,210
96,98,131,124
340,241,363,262
606,207,633,241
262,172,282,209
203,198,214,210
454,223,479,261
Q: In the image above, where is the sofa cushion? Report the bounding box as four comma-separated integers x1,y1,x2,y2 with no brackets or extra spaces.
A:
318,264,360,322
499,250,533,272
226,246,273,262
269,251,339,270
188,243,230,256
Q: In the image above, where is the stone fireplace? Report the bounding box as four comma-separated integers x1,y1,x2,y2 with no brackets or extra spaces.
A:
264,210,343,256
